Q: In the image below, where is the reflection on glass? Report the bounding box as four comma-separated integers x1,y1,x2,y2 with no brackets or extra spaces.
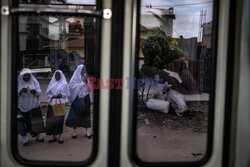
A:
17,15,97,162
136,0,214,162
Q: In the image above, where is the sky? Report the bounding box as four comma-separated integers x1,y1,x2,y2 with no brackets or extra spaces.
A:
142,0,214,38
63,0,213,38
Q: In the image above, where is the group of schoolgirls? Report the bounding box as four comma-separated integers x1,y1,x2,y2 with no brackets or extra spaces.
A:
17,64,91,146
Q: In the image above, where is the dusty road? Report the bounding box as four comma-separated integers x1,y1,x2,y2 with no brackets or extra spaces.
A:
136,102,208,162
18,102,208,162
136,124,207,162
18,104,93,162
18,127,93,162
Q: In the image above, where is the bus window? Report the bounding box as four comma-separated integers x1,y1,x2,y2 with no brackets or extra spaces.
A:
133,0,216,165
13,13,100,165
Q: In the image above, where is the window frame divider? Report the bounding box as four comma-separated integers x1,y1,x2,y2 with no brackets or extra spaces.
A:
10,7,103,17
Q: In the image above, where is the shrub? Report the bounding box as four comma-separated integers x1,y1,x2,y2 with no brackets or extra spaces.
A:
142,28,184,70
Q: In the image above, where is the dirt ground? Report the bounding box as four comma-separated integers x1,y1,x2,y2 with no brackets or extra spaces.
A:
18,102,208,162
136,102,208,162
18,105,93,162
18,127,93,162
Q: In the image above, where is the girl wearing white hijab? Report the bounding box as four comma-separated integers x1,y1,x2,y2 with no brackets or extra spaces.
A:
17,68,44,146
45,70,70,144
66,64,92,138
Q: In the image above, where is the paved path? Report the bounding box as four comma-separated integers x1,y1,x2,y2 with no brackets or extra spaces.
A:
183,93,209,102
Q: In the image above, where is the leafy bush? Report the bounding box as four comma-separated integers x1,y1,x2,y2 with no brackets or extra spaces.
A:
142,28,184,70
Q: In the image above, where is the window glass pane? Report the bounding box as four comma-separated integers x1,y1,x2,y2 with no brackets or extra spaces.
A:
16,15,98,162
18,0,96,9
136,0,214,163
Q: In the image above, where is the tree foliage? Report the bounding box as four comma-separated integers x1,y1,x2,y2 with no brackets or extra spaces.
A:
142,28,184,70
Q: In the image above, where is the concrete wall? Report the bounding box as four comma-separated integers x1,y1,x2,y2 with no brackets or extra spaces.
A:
178,37,198,60
202,21,212,49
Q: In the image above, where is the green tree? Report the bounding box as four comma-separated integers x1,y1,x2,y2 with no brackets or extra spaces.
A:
142,28,184,70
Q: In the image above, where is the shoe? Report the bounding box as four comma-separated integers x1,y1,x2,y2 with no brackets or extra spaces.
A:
30,132,37,138
23,141,30,146
85,134,92,139
59,140,64,144
48,138,57,143
72,135,77,139
36,138,44,143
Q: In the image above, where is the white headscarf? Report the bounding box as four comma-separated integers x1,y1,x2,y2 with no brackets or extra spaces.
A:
45,70,70,104
68,64,89,104
18,68,41,112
